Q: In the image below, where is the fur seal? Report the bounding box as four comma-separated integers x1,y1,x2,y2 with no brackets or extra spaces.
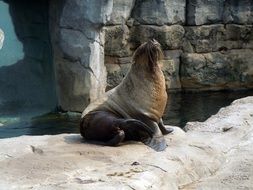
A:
80,39,173,151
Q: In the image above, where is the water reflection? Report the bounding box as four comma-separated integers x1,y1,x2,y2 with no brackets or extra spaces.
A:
0,90,253,138
163,90,253,127
0,112,80,139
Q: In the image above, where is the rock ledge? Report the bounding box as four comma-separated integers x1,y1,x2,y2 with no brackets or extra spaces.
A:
0,97,253,190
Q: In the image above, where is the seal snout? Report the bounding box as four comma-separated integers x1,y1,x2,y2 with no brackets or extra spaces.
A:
148,39,159,45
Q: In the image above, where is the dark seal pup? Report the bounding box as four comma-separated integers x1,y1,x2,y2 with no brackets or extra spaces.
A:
80,40,173,151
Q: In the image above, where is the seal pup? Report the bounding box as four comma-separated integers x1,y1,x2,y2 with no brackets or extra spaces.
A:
80,39,173,151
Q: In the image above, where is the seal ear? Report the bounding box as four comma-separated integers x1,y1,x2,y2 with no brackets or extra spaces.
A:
133,39,164,72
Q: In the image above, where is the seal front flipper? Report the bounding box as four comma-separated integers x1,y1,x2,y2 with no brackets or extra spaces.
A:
117,118,167,151
158,119,174,135
141,121,168,151
143,136,167,152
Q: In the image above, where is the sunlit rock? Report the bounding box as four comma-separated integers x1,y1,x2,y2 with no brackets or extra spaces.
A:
180,49,253,91
0,96,253,189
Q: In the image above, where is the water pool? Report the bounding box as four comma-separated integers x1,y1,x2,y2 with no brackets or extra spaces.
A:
1,90,253,138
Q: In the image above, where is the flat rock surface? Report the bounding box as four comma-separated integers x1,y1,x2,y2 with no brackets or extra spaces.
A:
0,97,253,190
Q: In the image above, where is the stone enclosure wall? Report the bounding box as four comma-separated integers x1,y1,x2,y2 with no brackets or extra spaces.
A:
1,0,252,113
104,0,253,91
50,0,253,112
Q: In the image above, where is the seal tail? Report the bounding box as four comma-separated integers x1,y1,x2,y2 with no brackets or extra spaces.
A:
117,119,154,141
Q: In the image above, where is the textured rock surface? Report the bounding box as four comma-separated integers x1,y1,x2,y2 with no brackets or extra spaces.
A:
186,0,224,26
184,24,253,53
186,0,253,25
181,49,253,90
223,0,253,24
0,96,253,189
105,56,131,90
49,0,113,112
163,50,182,90
104,25,131,57
132,0,185,25
130,25,185,50
103,1,253,91
106,0,135,25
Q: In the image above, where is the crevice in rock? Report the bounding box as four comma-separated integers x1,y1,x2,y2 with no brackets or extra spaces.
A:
59,25,103,47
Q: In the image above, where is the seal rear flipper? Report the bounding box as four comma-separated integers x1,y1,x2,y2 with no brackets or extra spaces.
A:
104,130,125,146
142,136,167,152
85,130,125,147
117,119,154,141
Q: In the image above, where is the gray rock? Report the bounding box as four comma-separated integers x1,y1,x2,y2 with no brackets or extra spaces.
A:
104,25,132,57
0,28,4,50
50,0,111,111
163,50,182,90
132,0,185,25
106,0,135,25
1,97,253,189
184,24,253,53
105,57,131,90
186,0,224,25
60,0,113,30
180,49,253,90
130,25,185,50
223,0,253,24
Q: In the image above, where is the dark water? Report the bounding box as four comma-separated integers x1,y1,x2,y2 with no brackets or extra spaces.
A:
0,90,253,139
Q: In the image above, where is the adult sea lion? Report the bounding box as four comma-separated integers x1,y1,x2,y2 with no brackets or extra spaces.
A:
80,39,173,151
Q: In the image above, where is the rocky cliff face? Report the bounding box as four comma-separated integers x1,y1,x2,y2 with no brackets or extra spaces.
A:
49,0,114,112
104,0,253,92
1,0,252,113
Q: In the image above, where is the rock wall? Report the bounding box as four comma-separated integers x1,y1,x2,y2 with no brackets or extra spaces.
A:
1,0,252,113
104,0,253,91
49,0,113,112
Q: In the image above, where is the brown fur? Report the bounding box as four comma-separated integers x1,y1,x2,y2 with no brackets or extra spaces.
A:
80,40,172,151
133,39,164,72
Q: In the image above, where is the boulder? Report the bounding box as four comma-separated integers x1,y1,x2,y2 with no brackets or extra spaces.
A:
49,0,113,111
105,56,131,90
0,96,253,189
184,24,253,53
180,49,253,90
131,0,185,25
162,50,182,90
130,25,185,50
187,0,253,25
104,25,132,57
186,0,224,25
106,0,135,25
223,0,253,24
